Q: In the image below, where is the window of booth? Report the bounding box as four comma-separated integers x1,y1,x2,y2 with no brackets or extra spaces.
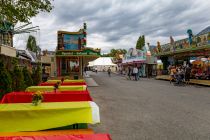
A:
69,58,79,73
61,57,80,76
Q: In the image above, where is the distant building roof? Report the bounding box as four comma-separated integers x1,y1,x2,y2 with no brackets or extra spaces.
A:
42,50,55,56
27,50,37,62
17,50,31,60
17,50,38,62
57,30,83,35
197,26,210,36
47,51,55,55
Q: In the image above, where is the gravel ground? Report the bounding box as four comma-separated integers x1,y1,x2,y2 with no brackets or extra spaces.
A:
88,72,210,140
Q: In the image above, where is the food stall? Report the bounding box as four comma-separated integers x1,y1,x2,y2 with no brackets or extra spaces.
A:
150,27,210,80
55,23,100,79
122,47,147,77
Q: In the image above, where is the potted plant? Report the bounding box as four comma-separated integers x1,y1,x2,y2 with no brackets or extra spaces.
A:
54,82,60,92
32,91,43,106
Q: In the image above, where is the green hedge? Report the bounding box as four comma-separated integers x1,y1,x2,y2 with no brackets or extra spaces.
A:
0,61,12,99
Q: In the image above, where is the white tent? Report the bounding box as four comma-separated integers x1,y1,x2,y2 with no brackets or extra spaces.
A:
88,57,117,71
88,61,94,67
92,57,116,66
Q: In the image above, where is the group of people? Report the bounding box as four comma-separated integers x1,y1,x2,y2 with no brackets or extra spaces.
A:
127,65,141,81
168,64,191,85
89,66,112,77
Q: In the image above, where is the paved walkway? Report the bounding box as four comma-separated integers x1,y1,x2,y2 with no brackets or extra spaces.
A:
85,77,99,87
88,72,210,140
84,71,99,87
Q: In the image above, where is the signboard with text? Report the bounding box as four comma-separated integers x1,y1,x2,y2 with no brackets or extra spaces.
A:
56,49,100,57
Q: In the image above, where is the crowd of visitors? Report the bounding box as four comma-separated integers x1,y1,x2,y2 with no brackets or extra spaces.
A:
168,63,210,85
168,65,190,85
126,65,142,81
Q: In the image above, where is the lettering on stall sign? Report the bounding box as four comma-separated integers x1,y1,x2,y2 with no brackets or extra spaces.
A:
89,52,98,55
57,49,100,56
62,52,73,55
77,52,88,55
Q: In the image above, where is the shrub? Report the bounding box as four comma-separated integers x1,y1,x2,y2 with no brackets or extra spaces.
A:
23,66,33,88
12,65,26,91
0,61,12,99
32,64,42,85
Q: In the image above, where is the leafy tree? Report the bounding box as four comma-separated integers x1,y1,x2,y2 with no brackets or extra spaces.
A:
0,0,53,23
26,35,38,52
136,35,145,50
0,61,12,99
121,49,127,55
32,64,42,85
23,66,33,88
136,36,141,50
142,35,145,47
110,49,117,57
12,65,26,91
103,49,127,57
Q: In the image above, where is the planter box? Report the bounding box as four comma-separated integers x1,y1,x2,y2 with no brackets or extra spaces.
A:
0,45,16,57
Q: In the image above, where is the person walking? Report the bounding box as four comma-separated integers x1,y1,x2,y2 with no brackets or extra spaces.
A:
127,66,132,80
133,65,138,81
108,67,111,77
169,66,176,84
84,66,88,75
137,66,141,80
95,67,98,73
185,64,191,85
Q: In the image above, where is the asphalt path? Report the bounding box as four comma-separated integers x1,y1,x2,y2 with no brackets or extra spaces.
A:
88,72,210,140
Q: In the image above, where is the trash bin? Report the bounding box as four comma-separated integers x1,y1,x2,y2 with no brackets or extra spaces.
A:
74,75,79,80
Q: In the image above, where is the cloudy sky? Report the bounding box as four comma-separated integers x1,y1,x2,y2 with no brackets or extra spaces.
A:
14,0,210,53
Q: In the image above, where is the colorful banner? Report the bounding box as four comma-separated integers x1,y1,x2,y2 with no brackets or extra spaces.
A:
122,48,146,64
63,34,84,50
153,31,210,56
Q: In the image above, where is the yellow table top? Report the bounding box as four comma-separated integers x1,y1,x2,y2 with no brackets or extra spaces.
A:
25,85,87,92
47,79,85,83
0,101,99,132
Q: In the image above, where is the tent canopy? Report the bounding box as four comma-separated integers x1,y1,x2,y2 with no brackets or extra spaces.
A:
88,57,116,66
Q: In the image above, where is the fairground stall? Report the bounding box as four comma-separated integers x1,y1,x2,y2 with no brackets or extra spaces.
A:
150,26,210,80
122,47,147,77
146,53,157,78
55,23,100,79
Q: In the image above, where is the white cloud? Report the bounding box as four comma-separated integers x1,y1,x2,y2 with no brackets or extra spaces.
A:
13,0,210,53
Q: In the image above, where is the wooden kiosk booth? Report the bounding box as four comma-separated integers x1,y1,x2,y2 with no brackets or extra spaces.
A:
55,23,100,79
